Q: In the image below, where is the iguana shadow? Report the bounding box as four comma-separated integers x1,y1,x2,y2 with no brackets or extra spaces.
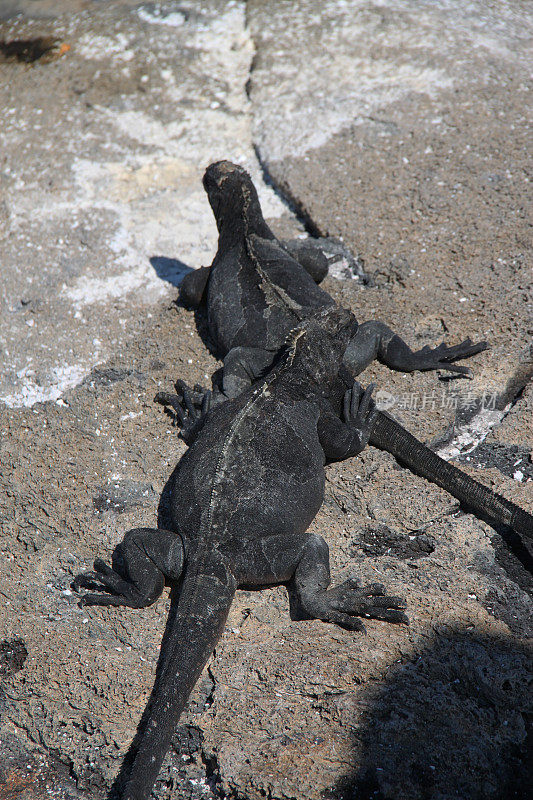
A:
325,627,532,800
150,256,194,288
150,254,223,363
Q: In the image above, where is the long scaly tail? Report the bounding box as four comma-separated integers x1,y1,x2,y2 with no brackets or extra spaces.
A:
121,558,236,800
370,411,533,540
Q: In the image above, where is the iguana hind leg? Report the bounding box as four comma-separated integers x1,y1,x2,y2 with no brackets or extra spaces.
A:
291,533,407,632
179,266,210,308
344,320,488,377
279,238,329,283
234,532,407,633
73,527,185,607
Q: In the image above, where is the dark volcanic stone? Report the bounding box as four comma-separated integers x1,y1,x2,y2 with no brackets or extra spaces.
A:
354,523,436,560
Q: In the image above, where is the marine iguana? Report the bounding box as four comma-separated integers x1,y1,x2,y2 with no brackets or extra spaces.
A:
73,307,408,800
180,160,488,401
171,161,532,541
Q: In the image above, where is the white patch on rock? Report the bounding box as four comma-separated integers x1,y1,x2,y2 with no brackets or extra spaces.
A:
62,3,286,309
76,33,135,63
65,264,167,307
1,365,88,408
137,7,187,27
328,256,358,280
437,405,511,461
250,0,529,162
0,2,287,407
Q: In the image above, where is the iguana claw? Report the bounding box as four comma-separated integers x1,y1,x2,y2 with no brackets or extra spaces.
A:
303,578,408,632
72,561,147,607
155,382,212,444
412,338,489,377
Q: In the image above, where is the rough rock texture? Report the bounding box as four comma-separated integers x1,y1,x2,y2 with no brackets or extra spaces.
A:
0,2,531,800
248,0,533,443
0,0,291,408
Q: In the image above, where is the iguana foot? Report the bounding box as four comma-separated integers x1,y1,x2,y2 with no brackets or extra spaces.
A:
410,338,489,377
319,383,378,460
175,378,210,406
72,559,152,607
303,579,408,632
155,380,211,444
342,383,378,453
73,527,184,607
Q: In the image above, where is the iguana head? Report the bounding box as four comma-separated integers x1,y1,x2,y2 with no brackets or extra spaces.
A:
284,306,358,388
203,161,269,237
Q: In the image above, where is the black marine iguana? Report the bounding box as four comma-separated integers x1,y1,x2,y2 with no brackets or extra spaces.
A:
74,307,409,800
169,161,532,541
180,160,488,400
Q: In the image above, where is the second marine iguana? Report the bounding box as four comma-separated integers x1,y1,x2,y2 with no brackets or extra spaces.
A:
180,160,488,401
73,307,408,800
170,161,532,541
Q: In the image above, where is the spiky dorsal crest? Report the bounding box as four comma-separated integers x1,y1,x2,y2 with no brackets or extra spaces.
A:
280,306,358,387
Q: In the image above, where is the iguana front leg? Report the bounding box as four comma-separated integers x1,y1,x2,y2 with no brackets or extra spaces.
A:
278,238,329,283
344,320,488,377
156,347,277,434
318,383,378,461
155,384,212,444
161,375,378,457
73,527,185,607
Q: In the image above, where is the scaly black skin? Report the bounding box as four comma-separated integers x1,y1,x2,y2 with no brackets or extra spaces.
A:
174,162,532,542
74,308,408,800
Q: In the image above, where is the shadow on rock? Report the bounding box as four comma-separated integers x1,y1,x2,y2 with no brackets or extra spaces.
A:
151,255,220,361
324,628,532,800
150,255,193,287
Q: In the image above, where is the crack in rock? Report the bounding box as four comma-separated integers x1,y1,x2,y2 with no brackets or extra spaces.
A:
0,1,288,409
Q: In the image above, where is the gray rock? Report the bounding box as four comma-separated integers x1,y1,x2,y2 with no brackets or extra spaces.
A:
0,2,531,799
0,0,289,408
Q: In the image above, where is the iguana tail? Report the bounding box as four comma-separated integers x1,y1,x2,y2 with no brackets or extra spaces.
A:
369,411,533,539
121,557,236,800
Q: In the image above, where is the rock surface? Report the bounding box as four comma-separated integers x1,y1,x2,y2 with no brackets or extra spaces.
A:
0,2,531,799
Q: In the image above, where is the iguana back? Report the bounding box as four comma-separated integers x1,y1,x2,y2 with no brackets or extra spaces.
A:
204,162,334,355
